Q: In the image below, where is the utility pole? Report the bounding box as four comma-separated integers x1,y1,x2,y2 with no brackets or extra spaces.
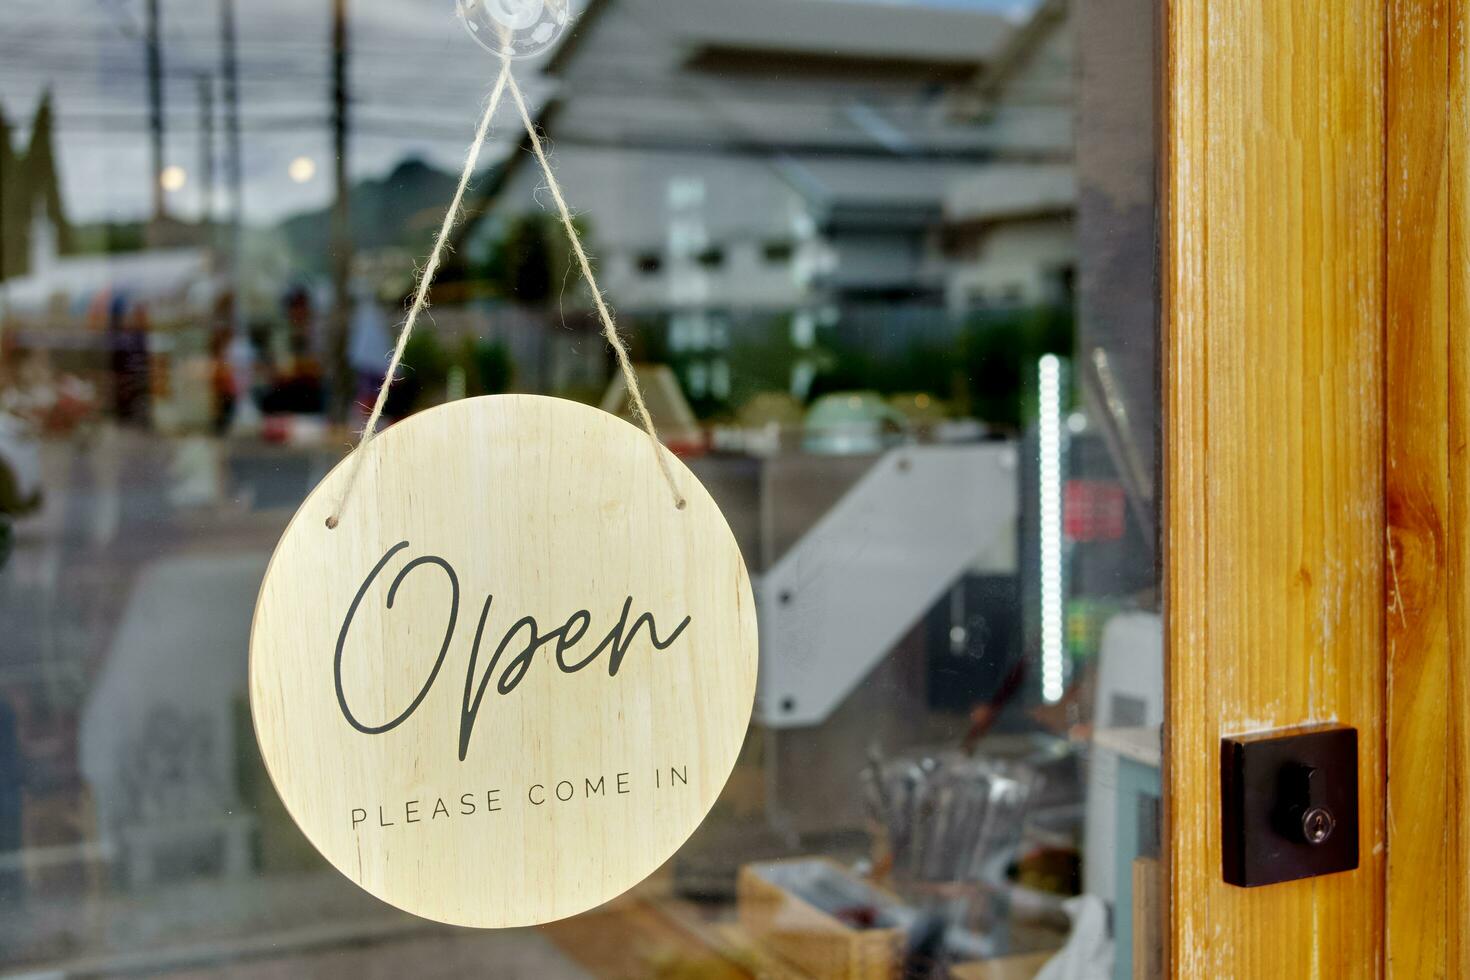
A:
219,0,255,430
196,73,216,226
220,0,244,291
328,0,355,423
219,0,242,230
145,0,166,225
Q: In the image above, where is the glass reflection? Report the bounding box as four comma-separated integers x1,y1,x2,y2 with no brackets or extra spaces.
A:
0,0,1160,975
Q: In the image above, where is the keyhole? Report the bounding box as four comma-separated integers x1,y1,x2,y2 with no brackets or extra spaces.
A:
1302,806,1335,845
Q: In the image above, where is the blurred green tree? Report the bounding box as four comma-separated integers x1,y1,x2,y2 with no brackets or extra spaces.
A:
481,213,590,305
806,303,1074,429
960,303,1074,428
0,104,17,280
458,337,515,395
0,92,72,280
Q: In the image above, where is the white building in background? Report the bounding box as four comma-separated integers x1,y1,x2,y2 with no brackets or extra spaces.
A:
469,0,1077,400
945,162,1075,310
476,0,1014,307
944,0,1076,311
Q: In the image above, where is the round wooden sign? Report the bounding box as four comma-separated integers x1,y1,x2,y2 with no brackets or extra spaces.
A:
250,395,757,928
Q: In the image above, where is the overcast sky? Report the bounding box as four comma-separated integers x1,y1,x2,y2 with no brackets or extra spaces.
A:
0,0,1029,226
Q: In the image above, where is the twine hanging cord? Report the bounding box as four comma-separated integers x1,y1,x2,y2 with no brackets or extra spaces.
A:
327,57,685,529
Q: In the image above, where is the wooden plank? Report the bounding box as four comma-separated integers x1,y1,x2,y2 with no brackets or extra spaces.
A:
950,952,1053,980
1385,1,1460,976
735,862,903,980
1449,4,1470,972
1132,857,1161,980
540,896,755,980
1163,0,1386,975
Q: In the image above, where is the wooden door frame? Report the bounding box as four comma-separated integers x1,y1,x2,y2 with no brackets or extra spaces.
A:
1162,0,1389,974
1382,0,1469,974
1164,1,1470,974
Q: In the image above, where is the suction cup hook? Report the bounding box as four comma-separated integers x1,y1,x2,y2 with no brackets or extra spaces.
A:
457,0,570,60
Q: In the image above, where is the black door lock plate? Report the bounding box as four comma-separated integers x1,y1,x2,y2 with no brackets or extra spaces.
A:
1221,725,1358,887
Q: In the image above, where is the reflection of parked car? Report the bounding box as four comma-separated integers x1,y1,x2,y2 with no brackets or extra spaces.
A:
803,391,910,455
0,413,41,518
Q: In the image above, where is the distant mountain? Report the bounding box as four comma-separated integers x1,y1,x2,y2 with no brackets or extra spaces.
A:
277,157,496,272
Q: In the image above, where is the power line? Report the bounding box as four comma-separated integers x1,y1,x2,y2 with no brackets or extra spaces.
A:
0,71,975,115
93,0,143,39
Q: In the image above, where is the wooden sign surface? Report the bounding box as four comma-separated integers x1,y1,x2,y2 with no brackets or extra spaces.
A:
250,395,758,927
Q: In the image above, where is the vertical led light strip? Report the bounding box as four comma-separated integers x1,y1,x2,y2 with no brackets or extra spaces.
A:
1038,354,1065,704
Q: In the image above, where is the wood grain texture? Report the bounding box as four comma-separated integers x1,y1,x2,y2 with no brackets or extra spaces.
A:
1164,0,1386,975
249,395,758,928
1385,1,1456,976
539,895,755,979
1132,857,1161,980
735,863,902,980
1450,3,1470,970
1385,0,1470,974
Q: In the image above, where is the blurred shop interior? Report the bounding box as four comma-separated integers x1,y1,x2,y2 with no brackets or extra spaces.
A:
0,0,1162,976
